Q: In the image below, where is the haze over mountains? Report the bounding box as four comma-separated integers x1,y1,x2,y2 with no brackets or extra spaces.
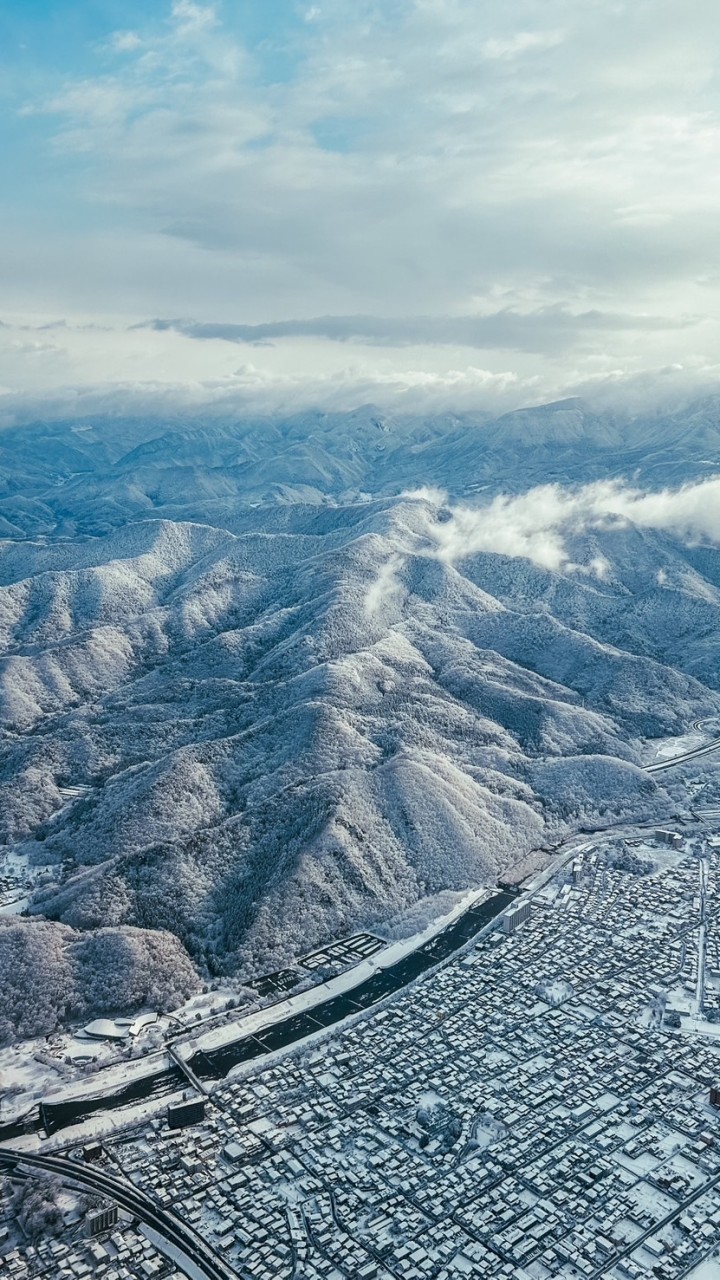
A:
2,398,720,1039
2,396,720,539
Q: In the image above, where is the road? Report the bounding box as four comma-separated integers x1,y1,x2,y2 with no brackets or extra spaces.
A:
590,1168,720,1279
695,858,709,1015
11,890,513,1140
0,1148,239,1280
5,721,718,1146
645,736,720,774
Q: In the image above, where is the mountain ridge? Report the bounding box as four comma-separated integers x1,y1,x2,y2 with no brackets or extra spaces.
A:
2,402,719,1039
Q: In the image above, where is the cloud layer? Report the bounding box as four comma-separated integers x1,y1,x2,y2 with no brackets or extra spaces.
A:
143,309,694,355
362,474,720,617
412,478,720,574
2,0,720,409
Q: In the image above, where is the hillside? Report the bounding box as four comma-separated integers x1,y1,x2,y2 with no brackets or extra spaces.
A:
2,402,720,1036
1,395,720,539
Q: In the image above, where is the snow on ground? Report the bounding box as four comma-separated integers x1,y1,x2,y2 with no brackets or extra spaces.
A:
5,812,720,1152
1,888,493,1140
184,887,493,1057
140,1224,208,1280
0,1016,172,1122
8,1086,193,1156
643,729,709,764
681,1017,720,1039
0,896,29,916
0,843,58,911
684,1260,720,1279
0,1042,67,1116
627,841,691,872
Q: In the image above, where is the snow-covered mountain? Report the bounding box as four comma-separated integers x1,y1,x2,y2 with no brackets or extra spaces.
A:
1,395,720,538
2,399,720,1038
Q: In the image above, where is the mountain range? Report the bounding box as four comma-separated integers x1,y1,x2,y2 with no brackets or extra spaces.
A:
2,397,719,1039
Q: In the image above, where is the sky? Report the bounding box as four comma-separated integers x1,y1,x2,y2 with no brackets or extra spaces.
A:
1,0,719,422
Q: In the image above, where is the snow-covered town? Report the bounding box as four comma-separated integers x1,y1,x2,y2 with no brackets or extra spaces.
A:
3,823,720,1280
4,0,720,1271
0,1217,182,1280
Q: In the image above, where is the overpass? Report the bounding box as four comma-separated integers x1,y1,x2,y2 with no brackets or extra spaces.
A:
0,1147,238,1280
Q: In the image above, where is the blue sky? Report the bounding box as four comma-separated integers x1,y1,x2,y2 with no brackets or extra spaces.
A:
1,0,719,422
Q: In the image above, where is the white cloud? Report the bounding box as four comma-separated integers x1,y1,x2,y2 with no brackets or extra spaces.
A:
365,473,720,620
406,477,720,574
0,358,537,427
170,1,218,34
3,0,720,409
364,552,406,617
0,306,719,426
141,308,696,355
110,32,143,54
481,30,564,60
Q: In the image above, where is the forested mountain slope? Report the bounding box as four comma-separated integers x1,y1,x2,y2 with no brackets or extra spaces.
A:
2,399,719,1038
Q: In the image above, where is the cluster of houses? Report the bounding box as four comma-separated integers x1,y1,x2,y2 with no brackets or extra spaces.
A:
2,832,720,1280
98,836,720,1280
0,1223,180,1279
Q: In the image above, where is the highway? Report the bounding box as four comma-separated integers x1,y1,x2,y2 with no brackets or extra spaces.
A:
0,1147,239,1280
645,735,720,774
